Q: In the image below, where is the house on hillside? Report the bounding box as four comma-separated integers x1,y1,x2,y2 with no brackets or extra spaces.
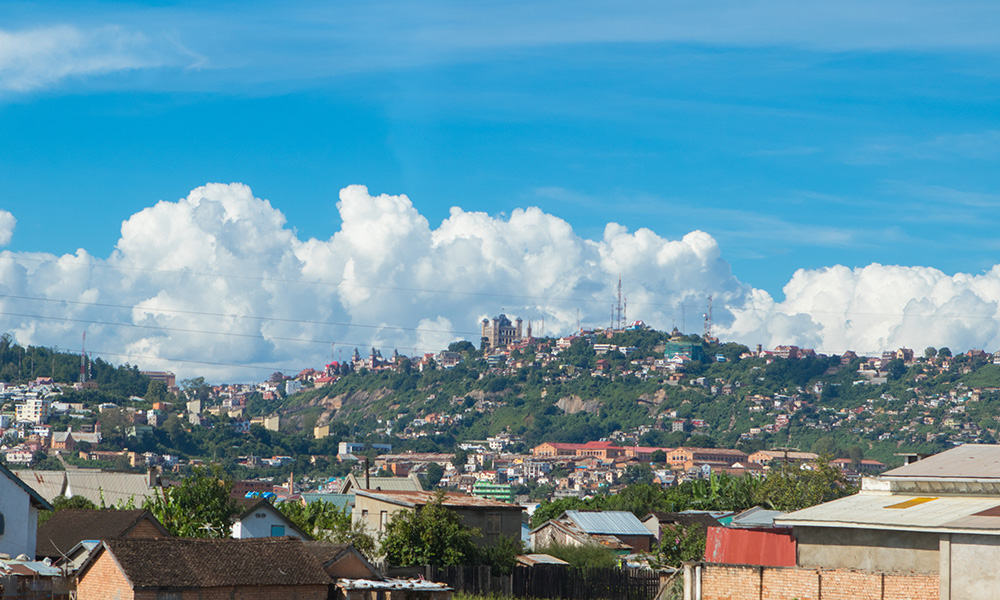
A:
531,510,655,553
75,537,331,600
231,497,310,540
352,490,522,546
36,509,169,562
0,462,52,559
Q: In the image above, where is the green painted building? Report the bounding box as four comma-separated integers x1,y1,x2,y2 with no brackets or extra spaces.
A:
472,480,515,504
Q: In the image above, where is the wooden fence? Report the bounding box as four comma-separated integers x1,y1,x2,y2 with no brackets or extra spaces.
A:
387,564,662,600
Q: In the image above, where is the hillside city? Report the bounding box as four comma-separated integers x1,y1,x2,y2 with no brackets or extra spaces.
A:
3,312,999,501
6,315,1000,599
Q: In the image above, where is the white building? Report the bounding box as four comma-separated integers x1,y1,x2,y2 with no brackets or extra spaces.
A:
0,463,52,558
15,398,50,424
230,498,308,540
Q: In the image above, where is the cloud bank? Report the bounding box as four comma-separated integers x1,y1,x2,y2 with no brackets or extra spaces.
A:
0,24,182,92
0,183,998,380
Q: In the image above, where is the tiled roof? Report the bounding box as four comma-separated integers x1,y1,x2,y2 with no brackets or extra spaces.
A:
85,538,331,589
37,509,168,559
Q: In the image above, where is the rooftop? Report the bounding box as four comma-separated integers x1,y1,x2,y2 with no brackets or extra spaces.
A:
882,444,1000,480
355,489,521,509
36,509,168,560
81,538,331,589
564,510,652,537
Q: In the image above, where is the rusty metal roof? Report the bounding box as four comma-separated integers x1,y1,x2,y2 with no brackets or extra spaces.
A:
355,489,522,509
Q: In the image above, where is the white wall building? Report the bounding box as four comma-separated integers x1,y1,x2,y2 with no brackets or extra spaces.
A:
0,463,52,558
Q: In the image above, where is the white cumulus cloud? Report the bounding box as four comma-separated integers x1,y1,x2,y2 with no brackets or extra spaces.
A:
0,210,15,245
2,182,999,380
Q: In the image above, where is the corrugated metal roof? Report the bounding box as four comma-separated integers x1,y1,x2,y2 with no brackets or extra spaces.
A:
777,491,1000,534
517,554,570,566
565,510,651,536
883,444,1000,480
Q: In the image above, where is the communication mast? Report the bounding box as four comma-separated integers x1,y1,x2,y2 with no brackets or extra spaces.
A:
703,296,714,340
615,274,624,330
79,332,87,384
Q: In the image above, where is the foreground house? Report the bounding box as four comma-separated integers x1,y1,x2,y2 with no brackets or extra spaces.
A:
689,444,1000,599
531,510,655,553
76,537,331,600
0,463,52,559
353,490,522,546
36,509,169,561
231,497,310,539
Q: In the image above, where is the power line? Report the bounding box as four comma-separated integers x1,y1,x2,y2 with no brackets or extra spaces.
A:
0,310,444,355
0,293,481,336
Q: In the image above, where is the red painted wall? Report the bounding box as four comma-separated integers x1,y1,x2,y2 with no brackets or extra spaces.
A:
704,526,796,567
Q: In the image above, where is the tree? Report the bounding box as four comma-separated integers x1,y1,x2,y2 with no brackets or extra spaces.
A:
380,490,480,566
278,500,377,558
755,460,857,512
650,450,667,464
424,462,444,488
939,347,953,358
452,448,469,469
924,347,937,359
143,466,241,538
654,522,707,567
38,494,97,526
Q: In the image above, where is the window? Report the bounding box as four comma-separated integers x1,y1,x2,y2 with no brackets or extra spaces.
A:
271,525,285,537
486,513,501,535
156,592,182,600
380,511,389,531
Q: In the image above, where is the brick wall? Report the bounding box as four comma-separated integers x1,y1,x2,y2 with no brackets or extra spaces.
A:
700,564,938,600
134,585,329,600
77,551,135,600
128,518,168,538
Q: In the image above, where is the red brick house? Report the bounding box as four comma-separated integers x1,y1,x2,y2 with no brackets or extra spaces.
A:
76,537,331,600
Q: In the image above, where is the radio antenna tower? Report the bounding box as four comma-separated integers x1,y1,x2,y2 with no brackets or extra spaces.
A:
703,296,713,340
615,274,624,330
79,331,87,384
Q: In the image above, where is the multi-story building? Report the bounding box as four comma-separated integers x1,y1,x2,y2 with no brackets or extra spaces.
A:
15,398,50,424
480,314,523,350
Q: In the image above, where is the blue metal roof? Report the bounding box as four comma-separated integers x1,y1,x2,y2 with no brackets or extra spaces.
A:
565,510,651,536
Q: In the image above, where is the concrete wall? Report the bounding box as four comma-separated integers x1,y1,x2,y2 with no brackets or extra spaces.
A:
795,526,939,573
941,533,1000,600
0,474,36,559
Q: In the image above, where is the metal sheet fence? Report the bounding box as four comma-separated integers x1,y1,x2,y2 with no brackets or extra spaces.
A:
414,564,661,600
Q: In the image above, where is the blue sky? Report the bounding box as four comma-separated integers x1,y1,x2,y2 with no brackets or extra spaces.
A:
1,1,999,377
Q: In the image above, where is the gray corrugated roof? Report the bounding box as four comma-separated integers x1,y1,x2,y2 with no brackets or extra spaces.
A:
565,510,651,536
776,492,1000,534
883,444,1000,479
